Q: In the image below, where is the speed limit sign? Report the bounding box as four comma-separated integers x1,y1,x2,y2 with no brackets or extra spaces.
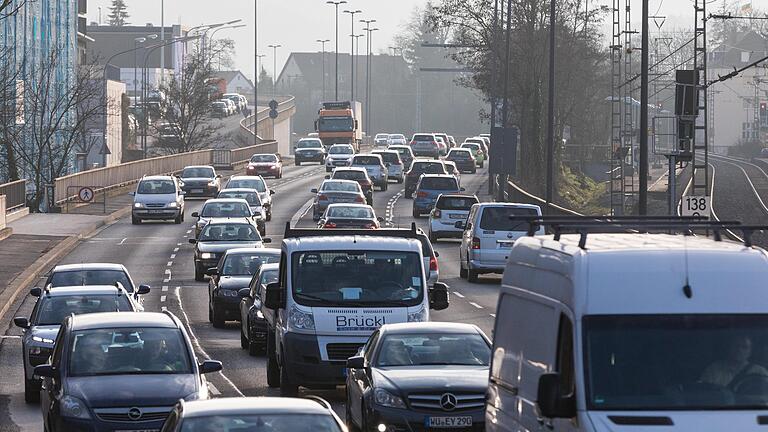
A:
681,195,711,218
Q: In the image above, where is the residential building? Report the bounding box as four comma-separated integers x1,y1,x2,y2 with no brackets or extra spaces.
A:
213,70,255,100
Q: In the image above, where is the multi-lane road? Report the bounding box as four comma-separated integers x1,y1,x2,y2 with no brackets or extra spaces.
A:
0,158,501,431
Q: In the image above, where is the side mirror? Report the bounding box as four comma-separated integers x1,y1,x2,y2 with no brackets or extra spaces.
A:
34,365,58,379
270,190,275,195
205,268,219,277
311,188,318,194
537,373,576,419
238,288,251,298
199,360,223,375
429,282,449,310
377,217,385,222
325,175,331,180
347,355,365,369
264,282,285,310
434,251,440,258
13,317,29,329
30,287,42,297
179,191,187,196
188,238,197,244
137,284,151,295
454,221,466,230
191,212,200,218
460,187,466,191
314,120,318,131
262,238,272,244
216,174,222,178
129,192,136,196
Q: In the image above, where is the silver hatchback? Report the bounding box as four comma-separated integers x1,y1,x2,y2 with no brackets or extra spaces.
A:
131,176,185,225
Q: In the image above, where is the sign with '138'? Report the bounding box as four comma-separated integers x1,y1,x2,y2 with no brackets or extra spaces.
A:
681,195,711,218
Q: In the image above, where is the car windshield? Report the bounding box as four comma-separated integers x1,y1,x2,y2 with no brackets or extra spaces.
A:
181,167,214,178
353,156,381,166
375,333,490,367
199,224,261,242
201,202,251,218
291,251,423,307
251,154,278,163
391,134,406,140
327,206,374,219
462,143,480,151
297,140,323,148
585,314,768,410
374,153,400,164
137,180,176,195
330,146,353,155
437,196,478,210
334,171,366,181
227,178,266,192
376,134,389,139
479,207,538,231
50,270,133,292
68,328,192,377
393,148,411,157
419,177,459,190
321,181,360,192
318,117,354,132
260,268,279,286
180,414,343,432
218,191,262,206
221,253,279,276
411,163,445,174
35,295,133,326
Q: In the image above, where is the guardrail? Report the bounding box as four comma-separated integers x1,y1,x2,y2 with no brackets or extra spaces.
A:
0,179,26,212
240,96,296,141
500,177,584,216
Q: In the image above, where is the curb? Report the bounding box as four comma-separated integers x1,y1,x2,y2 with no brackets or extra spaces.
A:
0,206,132,322
0,227,12,243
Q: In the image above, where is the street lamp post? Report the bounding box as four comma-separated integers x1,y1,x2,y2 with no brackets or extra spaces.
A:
268,44,282,98
360,20,377,135
326,1,347,101
209,24,247,70
343,9,362,102
353,34,365,102
316,39,330,100
134,38,146,99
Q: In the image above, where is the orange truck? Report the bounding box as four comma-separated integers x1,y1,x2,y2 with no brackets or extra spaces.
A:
315,101,363,151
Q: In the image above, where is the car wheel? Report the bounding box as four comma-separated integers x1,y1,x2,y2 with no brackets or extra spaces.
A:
398,176,404,184
211,306,226,328
208,301,213,323
195,265,205,282
429,231,438,243
468,268,479,283
240,324,249,349
174,213,182,224
295,161,301,166
480,161,484,168
131,216,141,225
266,210,272,222
326,167,332,172
412,208,420,218
181,211,185,222
346,394,361,432
266,333,281,387
24,378,39,404
460,264,468,279
248,332,263,357
381,182,388,191
472,168,477,174
279,354,299,397
278,170,283,179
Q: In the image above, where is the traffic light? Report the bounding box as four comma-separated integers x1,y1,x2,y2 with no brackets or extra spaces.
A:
760,102,767,128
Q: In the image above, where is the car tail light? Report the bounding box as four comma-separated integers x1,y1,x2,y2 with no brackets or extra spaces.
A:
318,194,328,201
472,237,481,250
432,209,442,218
355,195,366,203
429,255,439,272
416,191,428,198
363,223,377,229
324,222,337,228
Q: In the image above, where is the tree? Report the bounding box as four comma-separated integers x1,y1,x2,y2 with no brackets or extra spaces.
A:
107,0,130,26
209,38,237,71
151,50,218,154
0,45,24,182
0,0,29,20
257,67,273,95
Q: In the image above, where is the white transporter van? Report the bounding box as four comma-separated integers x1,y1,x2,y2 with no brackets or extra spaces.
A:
486,229,768,432
263,223,449,396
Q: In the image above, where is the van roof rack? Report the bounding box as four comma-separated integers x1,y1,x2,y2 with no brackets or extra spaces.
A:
283,222,418,240
508,215,763,248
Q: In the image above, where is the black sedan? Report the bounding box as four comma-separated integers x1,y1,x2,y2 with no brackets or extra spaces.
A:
239,262,279,355
189,219,270,281
179,165,221,198
346,322,491,432
318,204,384,229
206,248,280,328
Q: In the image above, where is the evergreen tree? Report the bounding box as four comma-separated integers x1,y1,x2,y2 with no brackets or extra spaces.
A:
107,0,130,26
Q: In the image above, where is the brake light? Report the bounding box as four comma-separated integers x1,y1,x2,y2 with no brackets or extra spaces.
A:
472,237,481,250
324,222,337,228
355,195,366,203
429,255,439,272
417,191,428,198
318,194,328,201
363,223,377,229
432,209,442,218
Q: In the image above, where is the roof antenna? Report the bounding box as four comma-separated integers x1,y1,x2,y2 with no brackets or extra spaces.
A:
682,236,692,299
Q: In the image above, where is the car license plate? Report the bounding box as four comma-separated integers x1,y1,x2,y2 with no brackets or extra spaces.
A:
148,210,164,214
192,189,203,194
116,429,159,432
449,214,465,219
498,241,513,249
426,416,472,428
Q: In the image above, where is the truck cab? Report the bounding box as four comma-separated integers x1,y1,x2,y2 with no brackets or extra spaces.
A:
262,223,449,396
315,101,362,151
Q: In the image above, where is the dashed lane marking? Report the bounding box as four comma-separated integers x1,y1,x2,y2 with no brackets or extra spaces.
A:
160,295,167,302
290,197,315,227
173,247,179,252
161,306,167,312
118,238,127,245
453,291,465,298
469,302,483,309
490,314,496,318
170,254,176,259
162,286,169,292
0,335,21,339
167,261,173,267
208,383,221,396
186,230,192,234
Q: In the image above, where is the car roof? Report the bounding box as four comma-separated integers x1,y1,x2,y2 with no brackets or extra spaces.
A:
285,236,422,252
419,174,456,180
438,193,478,200
412,159,443,164
224,248,280,256
380,322,483,335
260,263,280,272
334,167,367,173
181,397,334,418
372,149,398,155
141,175,175,181
41,285,126,296
71,312,177,330
353,154,382,159
449,148,472,152
219,188,260,194
229,175,264,180
327,203,372,209
202,218,257,227
203,198,250,205
473,202,541,211
322,179,360,186
183,165,214,169
53,263,127,272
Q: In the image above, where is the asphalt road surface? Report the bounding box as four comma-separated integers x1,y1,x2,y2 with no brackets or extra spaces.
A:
0,160,500,431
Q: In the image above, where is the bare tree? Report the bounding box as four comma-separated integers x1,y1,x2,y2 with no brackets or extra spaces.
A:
209,38,237,71
151,50,218,154
11,48,111,211
0,45,25,181
0,0,29,21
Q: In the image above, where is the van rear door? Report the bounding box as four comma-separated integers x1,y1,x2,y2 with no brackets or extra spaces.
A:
477,206,542,267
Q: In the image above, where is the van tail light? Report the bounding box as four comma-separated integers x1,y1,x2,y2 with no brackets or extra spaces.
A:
324,222,337,228
432,209,442,218
416,191,428,198
429,255,439,272
363,223,377,229
472,237,481,250
318,194,328,201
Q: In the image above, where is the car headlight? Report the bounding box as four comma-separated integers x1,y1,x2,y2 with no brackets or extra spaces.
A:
32,335,55,344
288,305,315,331
255,309,264,319
133,202,143,208
200,253,214,260
374,388,406,409
61,395,91,419
168,202,178,208
407,308,427,323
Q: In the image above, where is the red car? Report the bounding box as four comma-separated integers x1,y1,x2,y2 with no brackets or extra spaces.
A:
246,153,283,179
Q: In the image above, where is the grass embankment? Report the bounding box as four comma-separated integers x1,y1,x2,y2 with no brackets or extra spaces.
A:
557,166,609,215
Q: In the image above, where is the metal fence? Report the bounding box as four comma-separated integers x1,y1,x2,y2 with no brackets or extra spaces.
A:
503,178,584,216
0,179,27,211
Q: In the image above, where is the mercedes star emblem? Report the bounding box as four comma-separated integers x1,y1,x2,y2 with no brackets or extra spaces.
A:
127,407,143,421
440,393,458,412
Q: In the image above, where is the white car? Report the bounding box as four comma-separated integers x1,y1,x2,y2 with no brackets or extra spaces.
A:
325,144,356,172
428,194,479,242
374,133,390,147
387,133,407,146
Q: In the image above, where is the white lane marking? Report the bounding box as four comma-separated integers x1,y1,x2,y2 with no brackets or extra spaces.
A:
170,254,176,259
453,291,465,298
0,335,21,339
173,247,179,252
160,295,167,302
177,243,182,246
118,238,127,245
290,197,315,226
208,383,221,396
162,286,169,292
161,306,167,312
490,313,496,318
186,230,192,234
173,286,245,397
469,302,483,309
167,261,173,267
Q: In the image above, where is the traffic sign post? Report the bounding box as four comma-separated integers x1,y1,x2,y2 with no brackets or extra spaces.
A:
66,186,106,214
681,195,711,219
78,187,95,203
268,99,279,110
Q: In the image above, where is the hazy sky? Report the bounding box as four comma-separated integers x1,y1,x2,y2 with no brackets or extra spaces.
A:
86,0,729,81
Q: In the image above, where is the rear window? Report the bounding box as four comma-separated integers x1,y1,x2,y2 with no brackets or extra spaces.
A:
419,177,459,190
411,162,445,174
448,150,471,159
334,171,366,181
417,234,433,257
412,134,434,142
353,156,381,165
479,207,539,231
374,152,400,164
462,143,480,151
436,196,478,210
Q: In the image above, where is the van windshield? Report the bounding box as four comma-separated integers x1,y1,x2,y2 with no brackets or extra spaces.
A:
291,251,423,307
479,207,538,231
585,314,768,410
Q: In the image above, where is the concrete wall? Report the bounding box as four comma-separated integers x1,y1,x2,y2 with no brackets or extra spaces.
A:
86,79,125,168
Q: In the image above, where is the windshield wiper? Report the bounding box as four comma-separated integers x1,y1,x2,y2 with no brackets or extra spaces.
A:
294,293,339,305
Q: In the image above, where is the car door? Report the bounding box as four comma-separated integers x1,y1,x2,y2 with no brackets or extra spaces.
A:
240,272,258,327
349,330,380,426
41,322,68,422
461,205,479,265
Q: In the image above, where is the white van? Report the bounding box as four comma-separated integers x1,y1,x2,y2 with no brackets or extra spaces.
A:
457,203,544,282
487,231,768,432
262,223,449,396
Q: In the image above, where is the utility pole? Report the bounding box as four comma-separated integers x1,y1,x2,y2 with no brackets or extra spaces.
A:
360,19,376,134
316,39,330,100
489,0,499,195
344,9,362,102
254,0,259,139
498,0,512,202
353,34,365,101
639,0,650,214
160,0,165,86
545,0,556,211
327,1,347,101
268,44,281,98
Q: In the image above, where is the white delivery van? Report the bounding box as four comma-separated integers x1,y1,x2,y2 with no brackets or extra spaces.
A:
262,223,449,396
487,230,768,432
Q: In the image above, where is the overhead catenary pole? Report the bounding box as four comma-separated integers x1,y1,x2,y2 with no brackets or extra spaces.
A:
545,0,556,212
343,9,362,102
254,0,258,142
360,19,376,135
639,0,650,214
327,1,347,101
489,0,499,195
498,0,512,202
160,0,165,86
368,28,379,135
